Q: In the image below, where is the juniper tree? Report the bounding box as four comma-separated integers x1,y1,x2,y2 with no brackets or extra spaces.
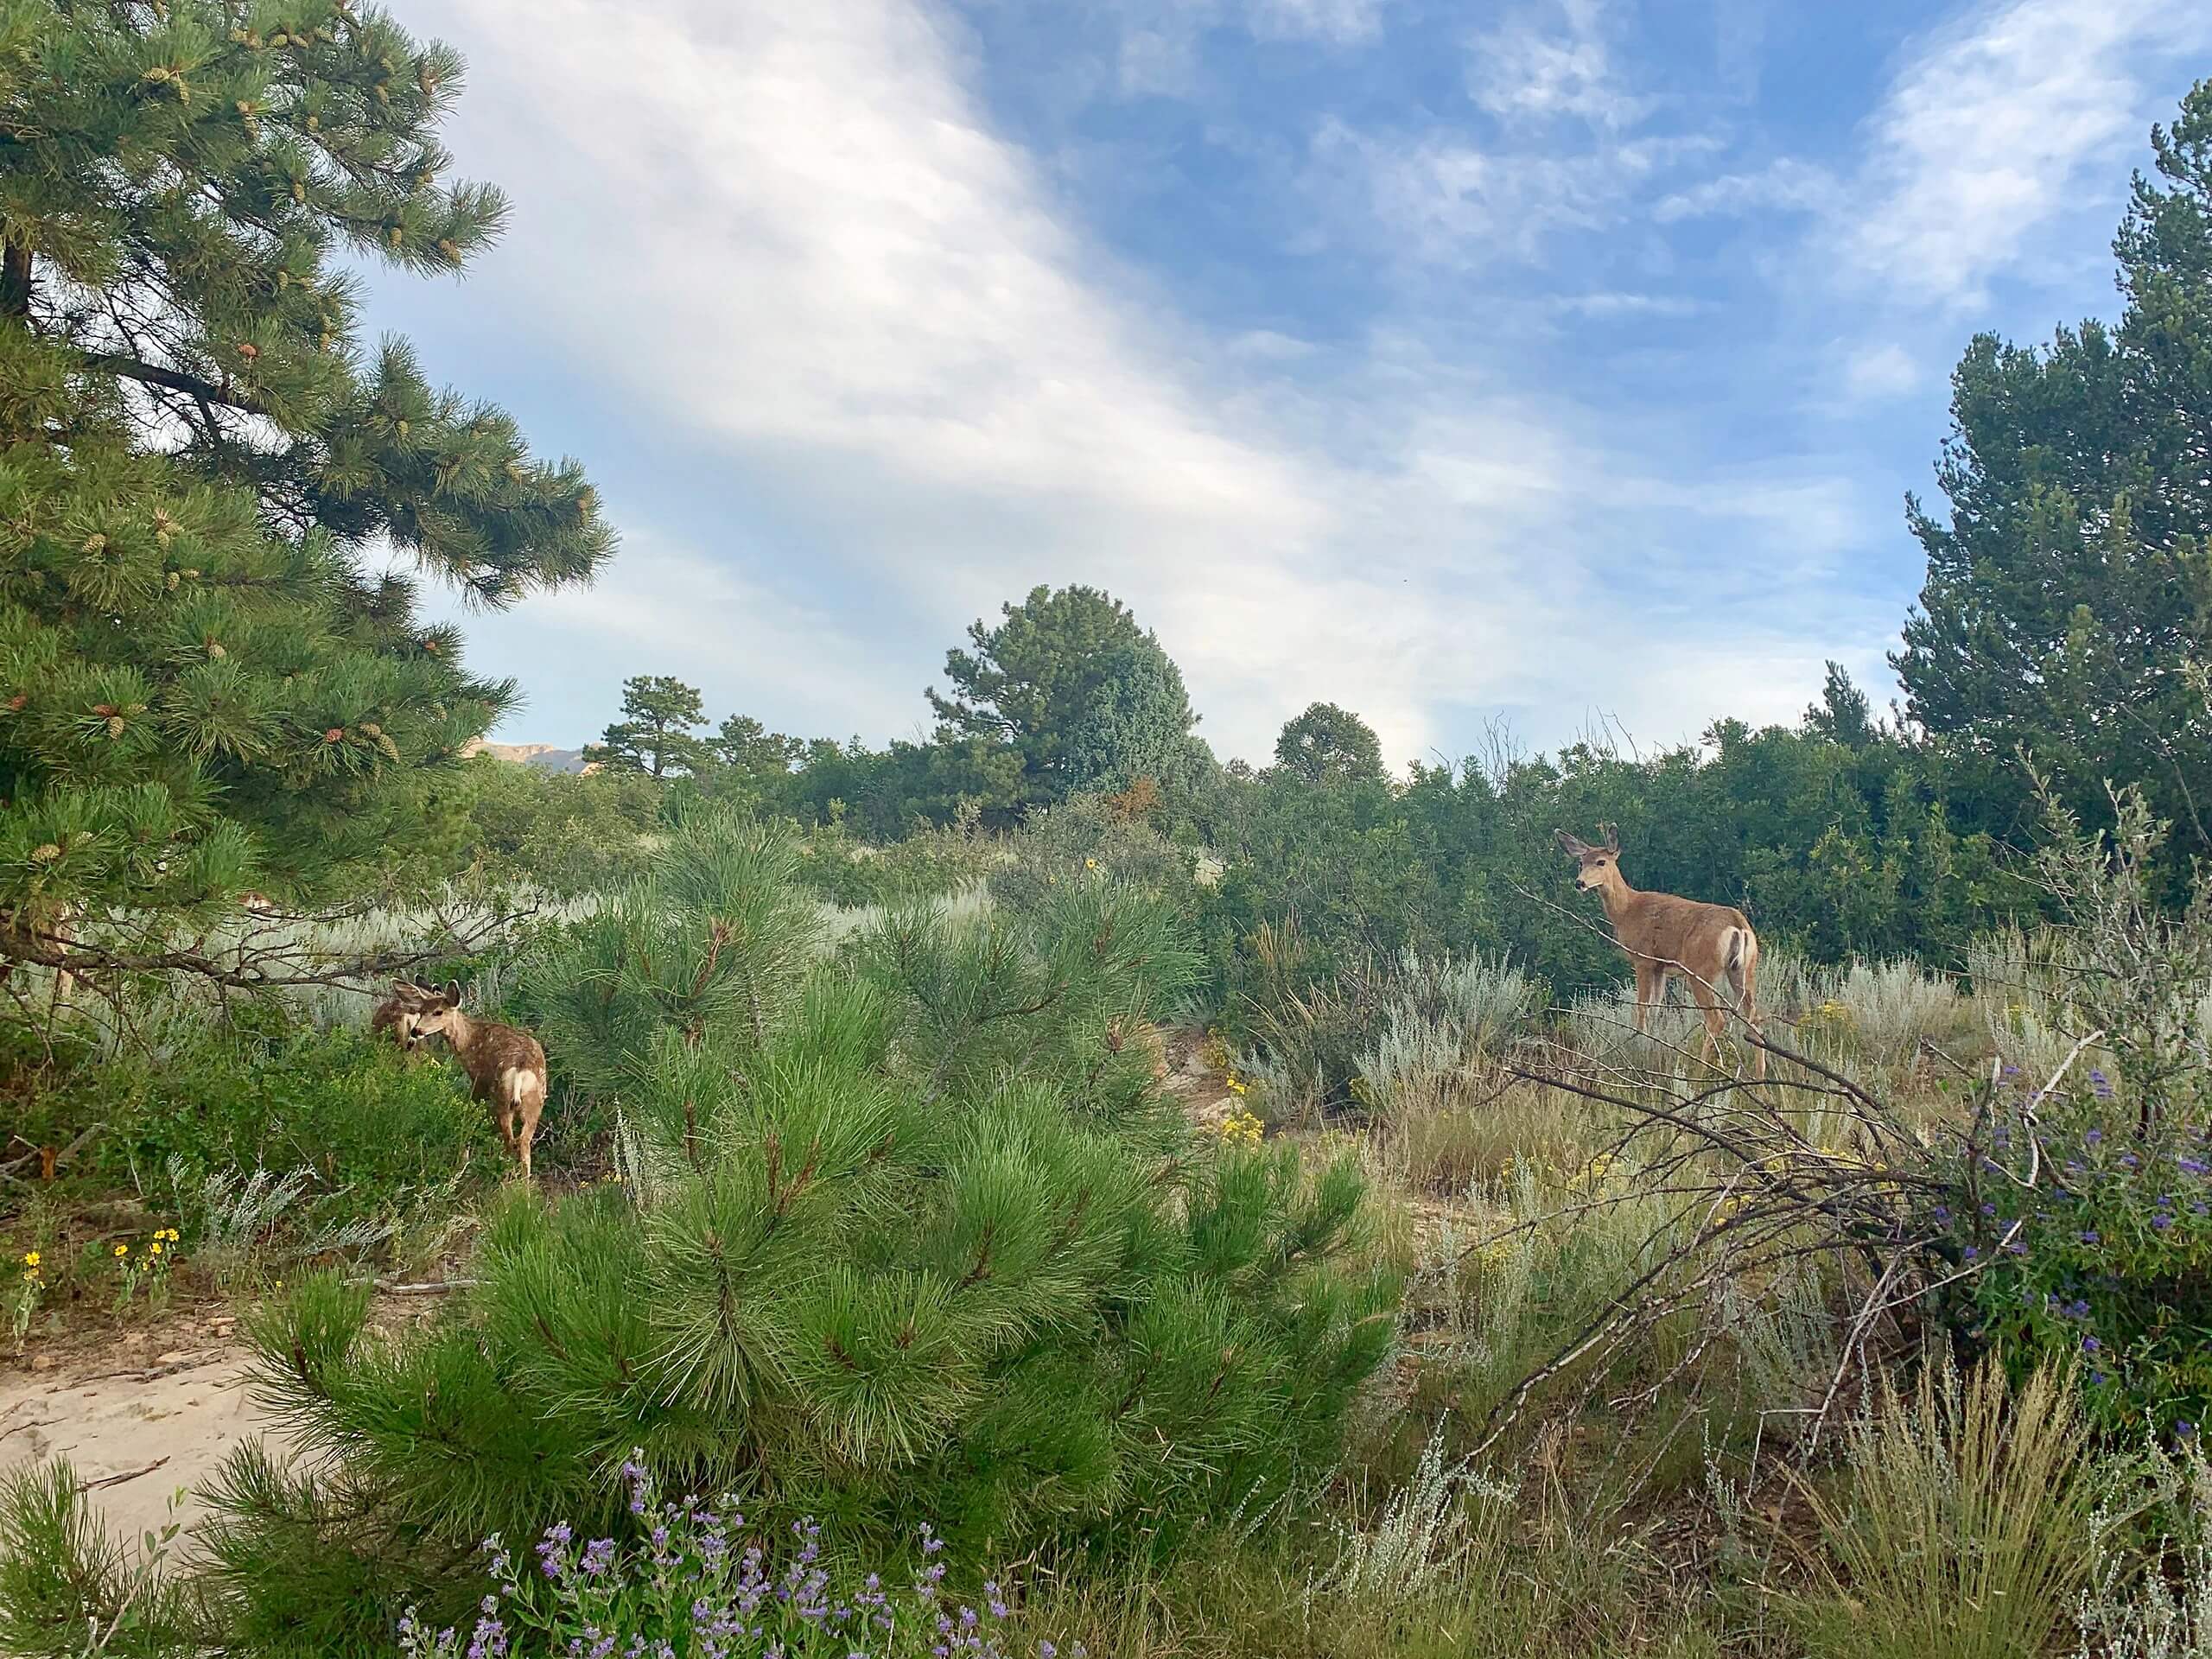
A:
195,812,1399,1644
0,0,612,963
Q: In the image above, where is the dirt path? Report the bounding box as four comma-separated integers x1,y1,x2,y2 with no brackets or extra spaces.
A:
0,1287,455,1548
0,1312,272,1546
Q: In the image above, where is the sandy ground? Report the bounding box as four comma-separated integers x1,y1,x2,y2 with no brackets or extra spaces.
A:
0,1311,277,1548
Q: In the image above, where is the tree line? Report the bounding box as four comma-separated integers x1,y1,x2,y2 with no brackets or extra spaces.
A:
2,0,2206,1004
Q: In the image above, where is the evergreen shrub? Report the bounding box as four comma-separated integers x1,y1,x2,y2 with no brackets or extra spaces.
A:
186,811,1397,1644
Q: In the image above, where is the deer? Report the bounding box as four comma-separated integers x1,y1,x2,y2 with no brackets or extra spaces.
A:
1556,825,1765,1078
368,980,437,1056
406,980,550,1178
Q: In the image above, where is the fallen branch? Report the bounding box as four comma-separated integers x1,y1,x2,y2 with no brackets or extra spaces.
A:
370,1278,482,1296
76,1456,169,1494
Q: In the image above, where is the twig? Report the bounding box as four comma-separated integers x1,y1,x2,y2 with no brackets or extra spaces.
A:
75,1457,169,1494
370,1278,482,1296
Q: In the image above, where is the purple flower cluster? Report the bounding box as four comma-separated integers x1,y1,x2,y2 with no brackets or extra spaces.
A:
396,1452,1074,1659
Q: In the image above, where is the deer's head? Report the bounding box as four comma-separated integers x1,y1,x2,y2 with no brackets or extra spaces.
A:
406,980,467,1041
1555,824,1622,893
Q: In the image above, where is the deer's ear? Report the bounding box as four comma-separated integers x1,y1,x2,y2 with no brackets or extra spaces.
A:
1599,823,1621,854
443,979,462,1004
1555,828,1588,856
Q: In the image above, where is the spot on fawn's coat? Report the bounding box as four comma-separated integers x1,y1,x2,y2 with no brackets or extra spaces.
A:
408,981,551,1177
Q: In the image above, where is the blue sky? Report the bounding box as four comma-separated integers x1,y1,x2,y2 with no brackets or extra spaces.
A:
378,0,2211,770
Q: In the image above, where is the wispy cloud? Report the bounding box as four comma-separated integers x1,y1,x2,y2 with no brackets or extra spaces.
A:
1548,291,1706,317
1837,0,2211,307
1247,0,1386,44
409,0,1912,765
1468,0,1649,131
1654,157,1838,224
1841,342,1922,402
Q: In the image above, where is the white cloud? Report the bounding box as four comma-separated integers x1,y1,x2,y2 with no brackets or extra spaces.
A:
1247,0,1385,44
1838,0,2212,307
1548,290,1705,318
410,0,1872,765
1654,157,1838,224
1468,0,1649,131
1842,342,1922,402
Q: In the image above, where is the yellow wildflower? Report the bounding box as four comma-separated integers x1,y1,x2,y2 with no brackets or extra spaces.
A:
149,1241,163,1255
1084,856,1098,871
1218,1108,1265,1147
19,1251,35,1268
113,1243,129,1257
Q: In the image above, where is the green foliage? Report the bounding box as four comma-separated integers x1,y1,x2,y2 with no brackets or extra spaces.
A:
584,675,714,780
1061,643,1215,801
928,585,1198,820
3,1005,493,1306
0,1459,194,1659
0,0,611,930
988,793,1201,918
181,812,1395,1642
1789,1361,2096,1659
450,757,664,897
1198,709,2022,1055
1274,702,1385,786
1896,79,2212,886
1955,785,2212,1435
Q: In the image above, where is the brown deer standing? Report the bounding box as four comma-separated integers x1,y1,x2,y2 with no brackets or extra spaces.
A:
1556,825,1765,1078
407,981,550,1177
368,980,436,1055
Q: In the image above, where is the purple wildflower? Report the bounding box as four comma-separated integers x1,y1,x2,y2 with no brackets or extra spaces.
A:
2087,1128,2104,1146
2083,1336,2102,1353
2090,1069,2113,1101
2155,1214,2175,1230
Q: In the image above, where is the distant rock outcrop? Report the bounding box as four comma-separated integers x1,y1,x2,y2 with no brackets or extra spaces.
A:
460,740,595,775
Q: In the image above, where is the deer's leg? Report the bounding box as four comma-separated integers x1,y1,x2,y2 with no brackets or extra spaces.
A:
1737,949,1766,1081
1688,977,1726,1067
1631,962,1661,1034
512,1074,543,1180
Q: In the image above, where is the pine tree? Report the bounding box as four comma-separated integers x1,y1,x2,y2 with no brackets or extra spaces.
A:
1274,702,1385,785
199,812,1398,1643
582,674,711,779
1896,80,2212,878
929,586,1199,816
0,0,613,948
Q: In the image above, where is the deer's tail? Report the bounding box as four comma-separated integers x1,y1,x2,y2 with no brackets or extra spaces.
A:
1724,926,1759,1018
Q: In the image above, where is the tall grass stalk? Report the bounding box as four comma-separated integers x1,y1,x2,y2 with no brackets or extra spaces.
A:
1791,1357,2096,1659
